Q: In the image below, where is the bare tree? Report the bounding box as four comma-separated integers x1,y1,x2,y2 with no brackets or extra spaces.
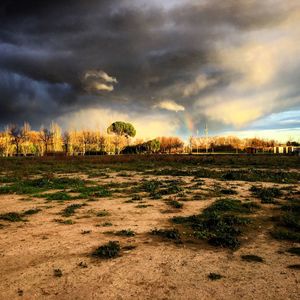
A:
62,131,71,155
39,127,53,155
8,124,27,155
98,134,106,152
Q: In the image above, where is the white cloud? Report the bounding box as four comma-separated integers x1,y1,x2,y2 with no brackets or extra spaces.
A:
154,100,185,112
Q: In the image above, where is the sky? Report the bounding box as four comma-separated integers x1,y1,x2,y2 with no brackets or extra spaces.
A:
0,0,299,142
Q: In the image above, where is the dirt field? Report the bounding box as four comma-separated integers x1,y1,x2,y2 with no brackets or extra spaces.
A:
0,155,299,299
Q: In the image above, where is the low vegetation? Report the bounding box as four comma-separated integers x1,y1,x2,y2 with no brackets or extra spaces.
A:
92,241,121,259
0,208,42,222
115,229,135,237
271,199,300,242
61,204,85,217
208,273,223,280
150,228,181,241
250,186,282,203
241,255,264,263
172,199,258,249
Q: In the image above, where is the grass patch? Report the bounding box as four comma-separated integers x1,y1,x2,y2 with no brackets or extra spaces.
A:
219,188,238,195
250,186,282,203
115,229,135,237
92,241,120,259
37,191,75,201
71,185,111,198
172,199,256,249
287,247,300,256
135,204,152,208
132,194,142,201
53,269,63,277
61,204,85,217
23,208,41,215
97,222,113,227
271,199,300,242
54,218,74,225
241,254,264,263
203,198,259,215
96,210,110,217
208,273,223,280
167,199,183,209
0,177,86,195
0,212,24,222
150,228,181,241
122,245,137,250
151,167,300,184
287,264,300,270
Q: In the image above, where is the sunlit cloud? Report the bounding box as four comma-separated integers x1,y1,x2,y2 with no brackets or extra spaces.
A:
57,107,179,139
82,70,117,93
183,74,218,97
153,100,185,112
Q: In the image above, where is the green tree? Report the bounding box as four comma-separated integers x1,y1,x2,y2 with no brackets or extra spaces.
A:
107,121,136,154
107,121,136,138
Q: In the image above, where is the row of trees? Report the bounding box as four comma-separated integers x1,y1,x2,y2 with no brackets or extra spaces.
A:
0,121,296,156
189,136,281,153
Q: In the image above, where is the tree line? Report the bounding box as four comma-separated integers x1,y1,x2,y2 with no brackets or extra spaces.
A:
0,121,297,157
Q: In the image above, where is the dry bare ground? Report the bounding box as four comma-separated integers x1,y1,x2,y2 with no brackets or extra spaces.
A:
0,156,299,299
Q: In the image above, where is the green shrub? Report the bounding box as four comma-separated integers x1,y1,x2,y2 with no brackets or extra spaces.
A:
150,228,181,240
208,273,223,280
0,212,24,222
61,204,85,217
53,269,63,277
287,264,300,270
287,247,300,256
92,241,120,259
171,199,254,249
23,208,41,215
96,210,110,217
167,199,183,209
241,254,264,263
250,186,282,203
115,229,135,237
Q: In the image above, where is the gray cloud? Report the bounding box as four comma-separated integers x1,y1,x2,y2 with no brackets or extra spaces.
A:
0,0,299,135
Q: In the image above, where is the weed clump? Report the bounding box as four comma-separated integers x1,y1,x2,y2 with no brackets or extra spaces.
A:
132,194,142,201
0,212,24,222
150,228,181,240
53,269,63,277
115,229,135,237
167,199,183,209
287,264,300,270
287,247,300,256
241,254,264,263
0,177,85,195
208,273,223,280
41,192,74,201
61,204,84,217
172,199,256,249
271,199,300,242
96,210,110,217
92,241,120,259
250,186,282,203
97,222,113,227
23,208,41,215
54,218,74,225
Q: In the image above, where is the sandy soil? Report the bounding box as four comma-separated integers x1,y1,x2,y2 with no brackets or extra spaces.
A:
0,173,299,300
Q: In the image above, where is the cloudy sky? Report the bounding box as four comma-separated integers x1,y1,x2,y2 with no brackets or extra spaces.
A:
0,0,299,141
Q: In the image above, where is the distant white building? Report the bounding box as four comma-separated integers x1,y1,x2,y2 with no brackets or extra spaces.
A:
274,146,300,155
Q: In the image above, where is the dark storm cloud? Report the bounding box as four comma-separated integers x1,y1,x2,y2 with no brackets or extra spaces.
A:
0,0,299,132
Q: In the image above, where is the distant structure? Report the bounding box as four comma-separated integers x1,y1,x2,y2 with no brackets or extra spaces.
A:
274,145,300,155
